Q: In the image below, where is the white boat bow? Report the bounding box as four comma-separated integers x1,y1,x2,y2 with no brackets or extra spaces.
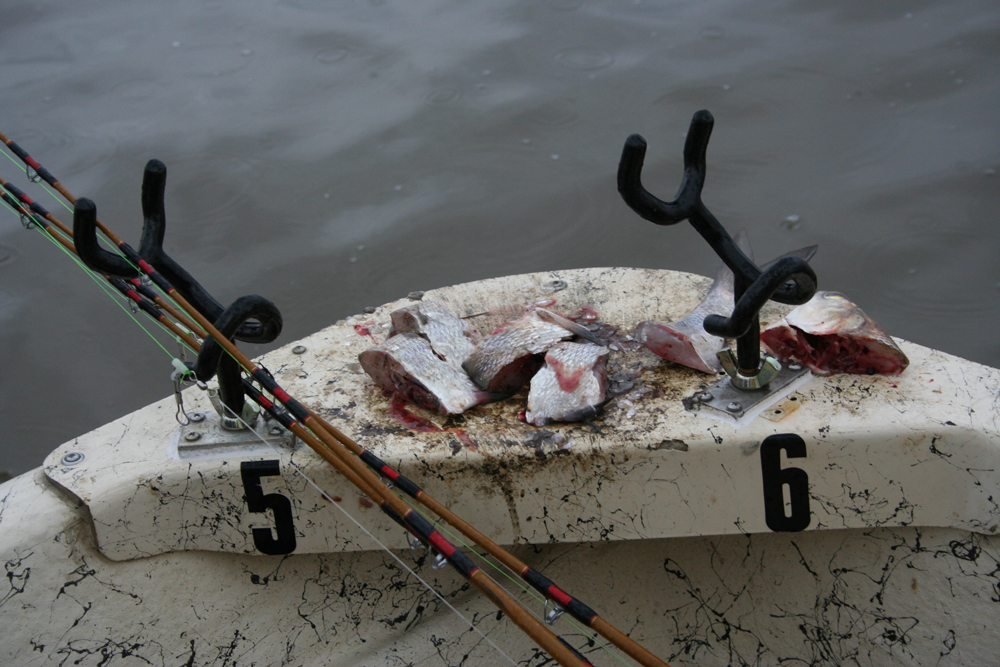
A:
2,267,999,666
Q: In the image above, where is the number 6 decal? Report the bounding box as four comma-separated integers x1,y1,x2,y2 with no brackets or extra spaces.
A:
760,434,811,532
240,460,297,555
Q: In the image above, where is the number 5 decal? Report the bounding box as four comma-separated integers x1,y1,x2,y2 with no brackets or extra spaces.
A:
760,434,811,532
240,460,297,555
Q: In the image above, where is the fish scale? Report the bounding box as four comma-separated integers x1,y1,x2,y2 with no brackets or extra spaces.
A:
390,300,480,370
463,310,573,395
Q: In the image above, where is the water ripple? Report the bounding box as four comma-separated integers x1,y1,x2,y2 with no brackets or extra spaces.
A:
554,47,614,72
863,227,996,318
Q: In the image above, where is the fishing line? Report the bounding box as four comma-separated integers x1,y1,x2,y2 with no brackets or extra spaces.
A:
212,396,519,666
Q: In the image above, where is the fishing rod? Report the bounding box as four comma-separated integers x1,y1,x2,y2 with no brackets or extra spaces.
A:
12,179,665,666
1,136,610,667
4,179,595,667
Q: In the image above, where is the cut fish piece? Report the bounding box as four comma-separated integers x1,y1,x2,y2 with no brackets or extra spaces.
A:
359,333,493,415
635,230,754,373
761,291,909,376
636,232,817,373
525,341,609,426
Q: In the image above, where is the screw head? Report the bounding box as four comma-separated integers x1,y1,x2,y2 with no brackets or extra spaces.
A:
269,426,283,436
788,361,803,371
189,412,205,423
697,391,713,402
726,401,743,413
184,431,202,442
61,451,84,466
292,345,307,355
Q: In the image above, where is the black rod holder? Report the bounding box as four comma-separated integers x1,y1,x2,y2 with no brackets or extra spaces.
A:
72,161,283,420
617,110,817,377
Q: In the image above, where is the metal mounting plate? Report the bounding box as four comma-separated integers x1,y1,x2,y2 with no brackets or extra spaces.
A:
171,411,297,461
684,363,813,424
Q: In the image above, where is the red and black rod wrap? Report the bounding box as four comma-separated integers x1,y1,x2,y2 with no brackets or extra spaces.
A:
403,510,480,580
2,180,53,219
1,136,59,187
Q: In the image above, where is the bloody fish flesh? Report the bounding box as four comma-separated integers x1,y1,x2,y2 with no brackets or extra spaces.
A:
358,333,493,415
525,341,609,426
463,310,573,395
760,290,909,376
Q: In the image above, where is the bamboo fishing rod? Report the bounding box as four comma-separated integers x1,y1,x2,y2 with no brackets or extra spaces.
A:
1,138,599,667
1,178,653,667
17,189,665,666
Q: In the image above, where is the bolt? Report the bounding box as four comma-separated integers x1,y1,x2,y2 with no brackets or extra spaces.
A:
697,391,713,402
189,412,205,423
544,279,568,293
292,345,307,355
726,401,743,413
269,426,284,436
61,451,84,466
184,431,202,442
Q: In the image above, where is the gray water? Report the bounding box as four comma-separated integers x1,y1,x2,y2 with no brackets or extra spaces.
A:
1,0,998,477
